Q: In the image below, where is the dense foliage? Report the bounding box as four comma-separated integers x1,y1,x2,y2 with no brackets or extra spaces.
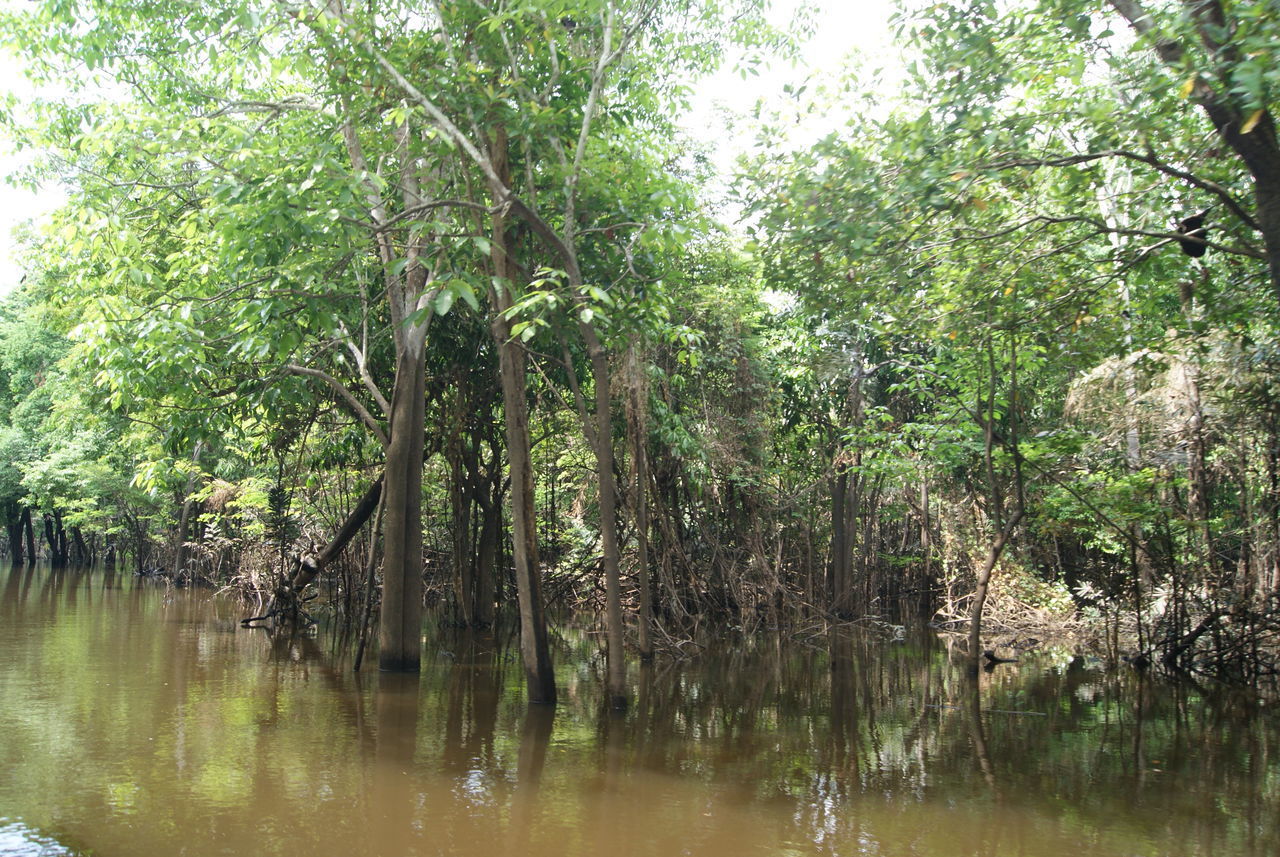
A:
1,0,1278,694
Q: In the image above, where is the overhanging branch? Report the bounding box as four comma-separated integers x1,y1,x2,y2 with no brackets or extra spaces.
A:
285,363,389,447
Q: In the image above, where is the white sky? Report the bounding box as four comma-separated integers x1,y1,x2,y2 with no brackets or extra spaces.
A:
681,0,900,217
0,0,900,296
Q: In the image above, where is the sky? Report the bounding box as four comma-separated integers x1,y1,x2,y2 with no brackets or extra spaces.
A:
0,0,900,295
680,0,900,216
0,46,53,294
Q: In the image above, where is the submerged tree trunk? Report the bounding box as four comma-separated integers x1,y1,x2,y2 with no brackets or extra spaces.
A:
44,513,68,568
829,368,866,618
379,346,427,672
627,344,654,661
56,514,67,567
829,470,849,614
70,527,88,567
968,509,1025,666
7,506,24,565
450,429,476,627
494,320,556,703
174,497,194,575
488,126,555,703
472,479,500,629
22,508,34,566
581,321,627,710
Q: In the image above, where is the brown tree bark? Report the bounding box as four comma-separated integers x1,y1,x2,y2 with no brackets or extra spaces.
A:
580,321,627,710
472,481,500,628
6,506,24,565
449,428,476,626
829,470,849,613
628,343,654,660
488,127,556,704
288,475,384,592
70,527,88,567
379,347,427,672
22,508,35,566
968,509,1025,666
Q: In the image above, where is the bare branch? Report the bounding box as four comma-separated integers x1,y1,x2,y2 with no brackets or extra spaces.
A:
336,319,390,417
983,148,1260,231
285,363,389,447
927,212,1264,260
203,97,324,117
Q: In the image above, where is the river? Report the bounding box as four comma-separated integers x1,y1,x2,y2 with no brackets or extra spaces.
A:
1,565,1276,856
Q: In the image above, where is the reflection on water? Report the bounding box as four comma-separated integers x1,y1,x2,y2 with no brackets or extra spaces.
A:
1,565,1278,857
0,821,76,857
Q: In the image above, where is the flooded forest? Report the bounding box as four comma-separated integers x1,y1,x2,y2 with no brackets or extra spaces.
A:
1,1,1279,855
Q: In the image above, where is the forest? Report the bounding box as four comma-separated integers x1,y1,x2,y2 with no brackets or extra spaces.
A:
2,0,1279,705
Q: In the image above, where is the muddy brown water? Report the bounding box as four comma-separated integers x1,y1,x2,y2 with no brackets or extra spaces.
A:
1,566,1277,857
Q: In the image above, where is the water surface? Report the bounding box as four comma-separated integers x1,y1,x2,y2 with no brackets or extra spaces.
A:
1,566,1277,856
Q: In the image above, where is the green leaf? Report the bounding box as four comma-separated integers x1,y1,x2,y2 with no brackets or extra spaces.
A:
451,279,480,311
434,289,455,316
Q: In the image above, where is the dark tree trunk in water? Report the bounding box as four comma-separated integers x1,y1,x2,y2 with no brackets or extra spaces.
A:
56,514,68,567
628,345,653,660
44,513,68,568
968,509,1024,666
7,523,23,564
380,347,428,672
474,493,499,628
7,506,24,565
43,514,55,565
580,321,627,710
70,527,88,567
449,435,475,626
22,508,34,566
174,497,194,574
488,126,555,703
829,471,849,614
494,323,556,702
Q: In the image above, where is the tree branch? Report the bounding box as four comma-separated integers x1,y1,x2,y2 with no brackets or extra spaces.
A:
285,363,389,446
983,148,1260,232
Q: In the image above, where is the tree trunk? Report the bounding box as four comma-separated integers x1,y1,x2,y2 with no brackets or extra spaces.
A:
44,514,60,567
628,345,654,660
829,470,848,614
968,509,1025,666
488,126,555,703
581,322,627,710
22,507,34,566
474,485,499,628
7,507,24,566
495,327,556,703
56,513,68,567
379,346,427,672
450,435,476,627
174,496,194,574
1257,180,1280,306
71,527,88,567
